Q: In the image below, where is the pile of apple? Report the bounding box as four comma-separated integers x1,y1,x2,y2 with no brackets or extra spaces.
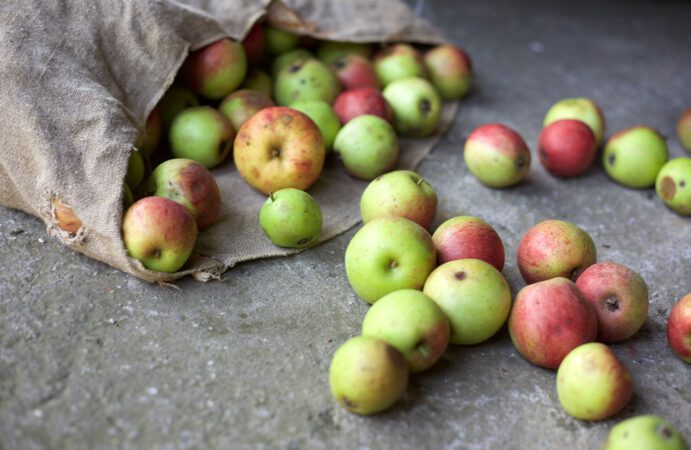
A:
120,21,474,272
328,169,690,447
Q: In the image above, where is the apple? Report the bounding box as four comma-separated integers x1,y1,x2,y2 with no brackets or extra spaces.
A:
603,125,669,188
344,216,436,304
575,261,649,342
233,106,325,194
543,97,606,145
383,77,441,138
463,123,531,188
148,158,221,230
329,335,408,415
271,48,314,78
678,108,691,153
362,289,450,372
656,158,691,216
556,342,633,420
241,22,265,65
317,40,373,65
432,216,505,271
169,106,235,169
423,258,512,345
125,151,145,191
259,188,322,248
329,55,380,91
274,58,341,106
52,198,82,234
603,415,689,450
264,25,300,55
508,277,597,369
123,184,134,209
139,107,162,157
423,44,473,100
122,197,197,273
373,43,427,87
157,85,199,132
667,293,691,363
538,119,597,178
219,89,275,132
360,170,437,229
333,87,393,124
289,100,341,153
517,219,597,284
333,114,399,180
240,68,273,97
180,38,247,100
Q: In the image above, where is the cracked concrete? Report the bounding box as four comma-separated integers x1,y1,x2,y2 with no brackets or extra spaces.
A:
1,0,690,449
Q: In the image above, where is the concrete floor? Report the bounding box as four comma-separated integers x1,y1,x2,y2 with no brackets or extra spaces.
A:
2,0,690,449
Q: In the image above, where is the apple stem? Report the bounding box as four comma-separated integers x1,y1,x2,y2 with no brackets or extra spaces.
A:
269,192,275,202
417,177,426,187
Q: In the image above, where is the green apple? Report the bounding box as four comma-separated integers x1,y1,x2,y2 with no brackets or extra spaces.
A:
656,158,691,216
423,258,512,345
180,38,247,100
603,125,668,188
240,69,273,98
543,97,606,145
556,342,633,420
169,106,235,169
317,40,373,64
383,77,441,138
333,115,399,180
125,151,145,191
345,216,436,304
289,100,341,153
360,170,437,229
329,336,408,415
219,89,274,132
259,188,322,248
264,26,300,55
274,58,341,106
603,415,688,450
139,107,162,157
122,197,197,273
373,44,427,87
423,44,473,100
157,85,199,132
123,184,134,209
272,48,314,78
362,289,449,372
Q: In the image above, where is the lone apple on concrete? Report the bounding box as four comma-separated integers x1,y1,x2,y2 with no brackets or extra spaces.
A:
603,125,668,189
603,415,688,450
259,188,322,249
538,119,597,178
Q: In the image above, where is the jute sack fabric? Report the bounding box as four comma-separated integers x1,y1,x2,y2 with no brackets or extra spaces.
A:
0,0,455,283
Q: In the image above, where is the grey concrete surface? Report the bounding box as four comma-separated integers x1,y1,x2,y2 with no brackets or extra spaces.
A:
2,0,690,449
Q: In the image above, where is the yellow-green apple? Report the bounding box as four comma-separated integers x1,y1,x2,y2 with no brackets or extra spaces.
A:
362,289,450,372
432,216,505,271
274,58,341,106
259,188,322,248
122,197,197,273
289,100,341,153
125,151,145,191
240,69,273,97
543,97,606,145
241,22,265,65
556,342,633,420
517,219,597,284
233,106,325,194
667,293,691,364
508,277,597,369
423,258,512,345
463,123,531,188
575,262,649,342
140,107,162,157
333,114,399,180
656,158,691,216
359,170,437,229
383,77,441,137
157,85,199,133
423,44,473,100
329,335,408,415
271,48,314,78
329,55,380,90
678,108,691,153
603,125,668,188
538,119,597,178
148,158,221,230
169,106,235,169
219,89,274,132
333,87,393,124
373,44,427,87
180,38,247,100
603,415,689,450
344,216,436,304
264,26,299,55
317,40,373,65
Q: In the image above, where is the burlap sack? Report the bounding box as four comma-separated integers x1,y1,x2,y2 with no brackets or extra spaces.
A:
0,0,457,283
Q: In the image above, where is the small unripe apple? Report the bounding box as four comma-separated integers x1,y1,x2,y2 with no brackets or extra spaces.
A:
169,106,235,169
603,415,688,450
667,293,691,364
263,26,299,55
655,158,691,216
383,77,441,138
140,107,162,157
180,38,247,100
373,44,427,87
259,188,322,248
333,115,399,180
538,119,597,178
423,44,473,100
678,108,691,153
603,125,668,188
543,97,606,145
432,216,505,271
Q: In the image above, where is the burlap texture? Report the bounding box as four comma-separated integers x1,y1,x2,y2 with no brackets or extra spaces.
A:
0,0,455,283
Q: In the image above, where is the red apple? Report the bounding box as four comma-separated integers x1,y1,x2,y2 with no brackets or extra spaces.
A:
180,38,247,100
432,216,505,271
667,293,691,363
508,277,598,369
233,106,325,194
333,87,393,125
575,262,649,342
329,55,380,91
219,89,274,132
241,23,265,65
538,119,597,178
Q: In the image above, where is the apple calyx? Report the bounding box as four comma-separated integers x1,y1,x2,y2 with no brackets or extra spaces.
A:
420,99,431,115
605,296,620,312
